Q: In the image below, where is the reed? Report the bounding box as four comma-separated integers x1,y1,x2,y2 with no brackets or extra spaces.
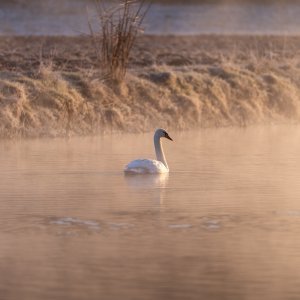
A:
88,0,150,82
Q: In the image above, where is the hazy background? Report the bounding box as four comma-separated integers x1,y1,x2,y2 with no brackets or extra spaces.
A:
0,0,300,35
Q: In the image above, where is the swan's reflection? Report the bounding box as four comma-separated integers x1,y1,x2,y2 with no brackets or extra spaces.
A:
124,173,169,205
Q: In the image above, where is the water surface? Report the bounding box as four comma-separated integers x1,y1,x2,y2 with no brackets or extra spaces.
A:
1,126,300,299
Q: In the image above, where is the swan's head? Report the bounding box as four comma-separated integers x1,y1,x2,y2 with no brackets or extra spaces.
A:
155,128,173,141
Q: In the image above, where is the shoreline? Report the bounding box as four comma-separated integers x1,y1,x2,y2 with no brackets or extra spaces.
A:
1,34,300,138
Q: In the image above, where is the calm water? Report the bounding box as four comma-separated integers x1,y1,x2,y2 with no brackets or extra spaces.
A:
0,0,300,35
1,126,300,300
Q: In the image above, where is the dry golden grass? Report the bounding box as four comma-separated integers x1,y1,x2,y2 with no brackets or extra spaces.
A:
0,35,300,138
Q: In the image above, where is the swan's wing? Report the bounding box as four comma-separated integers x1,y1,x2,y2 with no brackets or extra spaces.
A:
124,159,168,174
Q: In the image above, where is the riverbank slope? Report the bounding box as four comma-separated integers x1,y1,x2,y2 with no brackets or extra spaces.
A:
1,35,300,138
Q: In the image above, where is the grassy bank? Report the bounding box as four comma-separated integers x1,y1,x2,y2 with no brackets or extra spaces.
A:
0,35,300,138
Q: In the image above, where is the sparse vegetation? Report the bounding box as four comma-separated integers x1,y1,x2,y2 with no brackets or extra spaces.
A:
88,0,150,82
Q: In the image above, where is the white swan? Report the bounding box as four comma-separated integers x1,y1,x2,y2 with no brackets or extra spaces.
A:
124,129,173,174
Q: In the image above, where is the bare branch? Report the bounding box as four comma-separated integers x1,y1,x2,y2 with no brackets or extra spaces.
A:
88,0,150,82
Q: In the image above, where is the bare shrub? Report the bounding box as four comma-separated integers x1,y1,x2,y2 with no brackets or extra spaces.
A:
88,0,150,82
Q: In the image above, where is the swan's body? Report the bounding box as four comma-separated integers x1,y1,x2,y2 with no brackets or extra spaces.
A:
124,129,173,174
125,159,168,174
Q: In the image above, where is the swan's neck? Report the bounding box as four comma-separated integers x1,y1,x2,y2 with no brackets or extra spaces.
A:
154,135,168,169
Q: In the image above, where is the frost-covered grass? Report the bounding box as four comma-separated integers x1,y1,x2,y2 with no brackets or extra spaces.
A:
0,35,299,138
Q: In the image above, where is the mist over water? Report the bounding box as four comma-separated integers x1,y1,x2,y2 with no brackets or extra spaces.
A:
1,126,300,300
0,0,300,35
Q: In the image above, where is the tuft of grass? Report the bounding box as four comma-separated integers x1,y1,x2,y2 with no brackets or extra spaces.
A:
88,0,150,82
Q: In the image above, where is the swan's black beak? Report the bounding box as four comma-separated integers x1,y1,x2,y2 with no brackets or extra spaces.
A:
165,133,173,141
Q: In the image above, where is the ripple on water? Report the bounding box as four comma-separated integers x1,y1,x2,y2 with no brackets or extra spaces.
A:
201,219,222,231
49,217,101,230
168,224,193,229
109,223,135,230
